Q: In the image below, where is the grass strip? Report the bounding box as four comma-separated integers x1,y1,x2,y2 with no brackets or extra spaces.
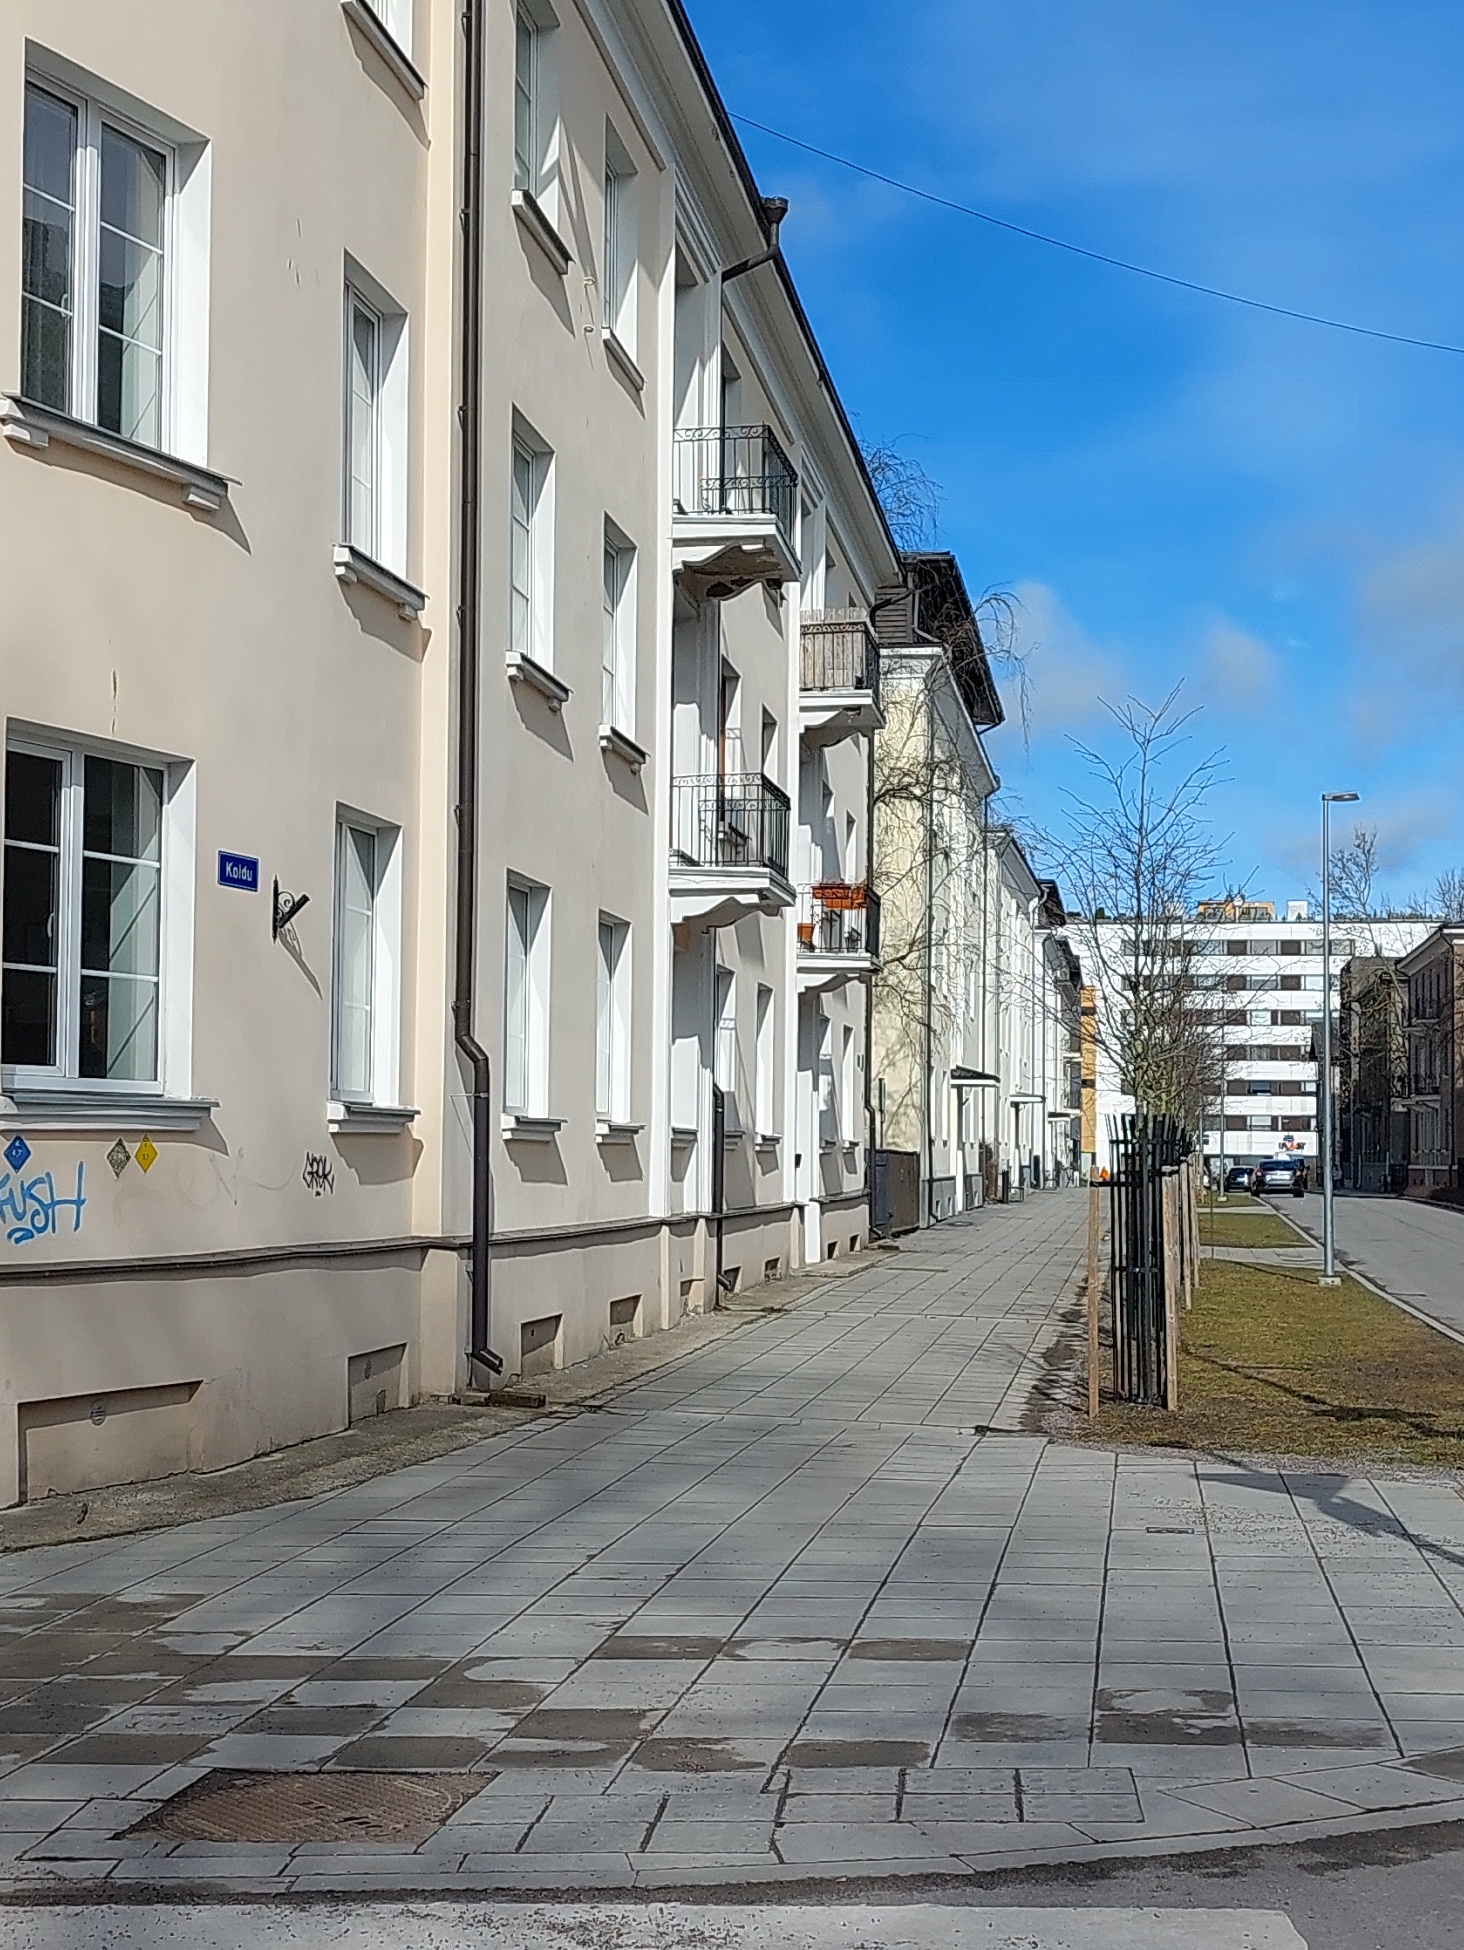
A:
1087,1257,1464,1468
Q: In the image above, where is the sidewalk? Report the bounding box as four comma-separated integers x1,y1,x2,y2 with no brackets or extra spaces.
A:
2,1190,1464,1895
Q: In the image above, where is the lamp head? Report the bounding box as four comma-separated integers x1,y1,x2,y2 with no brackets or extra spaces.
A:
1323,791,1360,804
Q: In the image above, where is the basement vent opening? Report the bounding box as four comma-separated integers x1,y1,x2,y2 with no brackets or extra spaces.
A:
129,1769,486,1844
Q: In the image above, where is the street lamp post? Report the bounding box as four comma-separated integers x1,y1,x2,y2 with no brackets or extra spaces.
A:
1320,790,1359,1285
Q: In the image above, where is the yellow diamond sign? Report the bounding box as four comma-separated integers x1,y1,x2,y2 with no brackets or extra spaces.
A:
135,1136,158,1174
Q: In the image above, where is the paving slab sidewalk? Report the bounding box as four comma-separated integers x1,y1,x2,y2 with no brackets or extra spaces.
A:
0,1191,1463,1896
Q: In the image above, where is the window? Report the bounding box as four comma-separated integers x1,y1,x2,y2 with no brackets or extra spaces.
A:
504,879,550,1115
3,743,177,1086
510,428,553,667
596,916,630,1124
601,522,635,732
21,74,209,459
513,6,556,206
602,126,636,350
840,1023,857,1145
331,815,401,1106
754,984,774,1136
714,965,736,1094
365,0,412,49
342,271,408,575
345,292,381,558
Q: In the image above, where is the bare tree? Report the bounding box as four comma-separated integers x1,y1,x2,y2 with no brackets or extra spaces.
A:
1044,688,1229,1132
1434,868,1464,924
862,440,940,551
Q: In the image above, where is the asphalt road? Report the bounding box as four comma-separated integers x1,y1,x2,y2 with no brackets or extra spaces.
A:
1281,1190,1464,1340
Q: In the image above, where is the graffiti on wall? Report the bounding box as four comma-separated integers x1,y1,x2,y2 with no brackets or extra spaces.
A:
0,1160,87,1245
302,1153,335,1197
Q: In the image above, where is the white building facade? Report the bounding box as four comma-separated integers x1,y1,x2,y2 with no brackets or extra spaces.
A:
0,0,902,1504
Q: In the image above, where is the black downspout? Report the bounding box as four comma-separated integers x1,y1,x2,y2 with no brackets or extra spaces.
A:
456,0,501,1386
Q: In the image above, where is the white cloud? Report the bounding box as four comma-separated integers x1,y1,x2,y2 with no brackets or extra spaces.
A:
1007,579,1133,738
1196,617,1278,711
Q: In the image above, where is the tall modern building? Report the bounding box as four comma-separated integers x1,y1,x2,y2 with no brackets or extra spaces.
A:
1083,901,1435,1174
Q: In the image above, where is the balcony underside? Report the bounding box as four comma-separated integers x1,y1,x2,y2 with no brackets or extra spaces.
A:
669,863,795,933
799,688,885,744
672,516,800,598
797,950,878,994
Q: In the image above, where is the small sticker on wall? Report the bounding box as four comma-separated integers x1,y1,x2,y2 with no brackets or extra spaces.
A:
107,1139,132,1179
134,1136,159,1174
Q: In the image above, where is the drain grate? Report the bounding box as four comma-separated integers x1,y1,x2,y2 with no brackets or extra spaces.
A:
130,1769,485,1844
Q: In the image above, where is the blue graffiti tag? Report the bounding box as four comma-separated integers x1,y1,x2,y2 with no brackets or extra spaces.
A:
0,1162,86,1245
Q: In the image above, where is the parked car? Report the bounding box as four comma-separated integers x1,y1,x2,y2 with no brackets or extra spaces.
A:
1224,1165,1254,1193
1254,1158,1309,1197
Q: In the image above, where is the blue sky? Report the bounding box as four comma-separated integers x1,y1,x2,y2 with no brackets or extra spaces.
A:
684,0,1464,910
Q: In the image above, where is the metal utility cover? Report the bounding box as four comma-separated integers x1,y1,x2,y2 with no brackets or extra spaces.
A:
130,1769,484,1844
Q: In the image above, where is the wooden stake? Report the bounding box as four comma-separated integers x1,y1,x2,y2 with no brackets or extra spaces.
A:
1086,1175,1101,1418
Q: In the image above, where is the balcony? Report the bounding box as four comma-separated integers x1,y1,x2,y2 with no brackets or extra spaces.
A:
672,425,800,596
670,773,794,931
796,883,880,991
799,611,884,742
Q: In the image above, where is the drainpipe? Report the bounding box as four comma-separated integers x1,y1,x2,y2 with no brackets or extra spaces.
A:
721,197,789,283
456,0,501,1386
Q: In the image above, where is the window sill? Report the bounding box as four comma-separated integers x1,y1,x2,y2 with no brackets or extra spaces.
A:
340,0,426,99
334,544,426,619
723,1126,746,1147
0,1086,217,1133
502,1113,564,1142
599,724,648,773
512,189,572,276
596,1119,644,1143
507,650,571,712
670,1125,697,1146
755,1133,781,1151
328,1100,419,1134
602,328,645,394
2,396,231,513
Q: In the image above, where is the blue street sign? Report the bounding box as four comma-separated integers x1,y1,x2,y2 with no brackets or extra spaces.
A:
4,1135,31,1174
218,852,260,892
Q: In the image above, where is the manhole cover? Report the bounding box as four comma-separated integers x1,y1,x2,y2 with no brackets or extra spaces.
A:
130,1770,485,1844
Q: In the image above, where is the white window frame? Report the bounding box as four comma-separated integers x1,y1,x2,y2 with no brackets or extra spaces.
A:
513,2,560,215
342,261,409,577
509,421,554,670
601,519,635,734
20,59,211,463
714,964,737,1099
754,983,775,1139
840,1022,858,1146
1,731,195,1099
596,915,631,1126
602,124,637,353
365,0,412,51
504,876,550,1116
329,811,403,1109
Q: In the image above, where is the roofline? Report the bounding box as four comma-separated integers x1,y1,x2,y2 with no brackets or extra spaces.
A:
661,0,902,569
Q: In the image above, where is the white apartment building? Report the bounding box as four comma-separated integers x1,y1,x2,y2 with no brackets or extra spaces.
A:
0,0,903,1504
1084,901,1434,1174
868,559,1080,1227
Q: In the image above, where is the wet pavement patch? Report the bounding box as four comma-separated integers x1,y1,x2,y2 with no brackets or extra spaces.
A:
1245,1721,1391,1749
631,1737,765,1773
131,1768,485,1843
413,1669,545,1710
1095,1688,1241,1746
951,1712,1076,1743
848,1639,971,1663
238,1705,385,1737
592,1636,725,1662
51,1732,213,1765
1411,1745,1464,1781
329,1735,493,1771
510,1707,652,1743
786,1739,931,1769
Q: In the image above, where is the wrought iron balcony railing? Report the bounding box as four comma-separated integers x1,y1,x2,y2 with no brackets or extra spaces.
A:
671,773,791,880
672,425,798,553
796,883,880,959
800,611,881,700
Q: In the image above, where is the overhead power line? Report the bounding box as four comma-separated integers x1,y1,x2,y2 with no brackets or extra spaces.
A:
730,112,1464,358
